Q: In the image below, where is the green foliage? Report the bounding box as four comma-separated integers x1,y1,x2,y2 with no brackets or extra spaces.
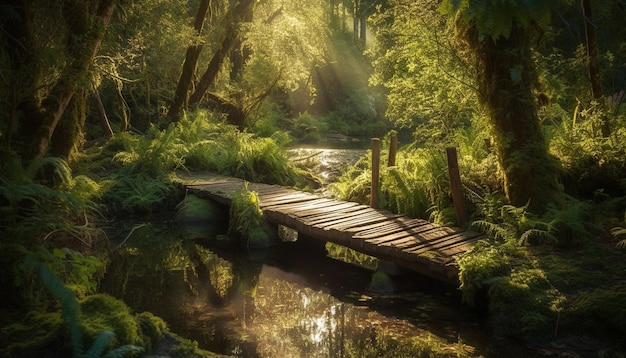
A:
102,173,175,215
290,112,324,143
487,269,560,339
328,142,457,224
135,312,167,352
1,311,65,357
548,101,626,198
0,154,105,248
471,204,548,245
21,258,145,358
456,241,513,306
228,182,264,239
439,0,556,40
100,110,307,188
369,0,477,132
470,196,595,248
80,294,142,348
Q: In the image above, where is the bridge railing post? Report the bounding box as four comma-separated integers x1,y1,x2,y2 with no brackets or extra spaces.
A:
370,138,381,209
446,147,467,227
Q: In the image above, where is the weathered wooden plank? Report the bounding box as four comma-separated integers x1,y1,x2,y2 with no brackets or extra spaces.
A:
308,208,380,228
440,237,483,257
303,207,374,225
401,232,483,259
263,198,336,212
363,224,439,247
352,219,432,239
181,175,483,285
325,212,402,231
292,202,364,218
258,193,318,206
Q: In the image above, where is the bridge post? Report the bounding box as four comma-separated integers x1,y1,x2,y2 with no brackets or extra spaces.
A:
370,138,381,209
388,131,397,167
446,147,467,227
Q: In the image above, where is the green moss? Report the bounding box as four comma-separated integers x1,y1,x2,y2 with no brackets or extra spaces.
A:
175,194,226,223
136,311,167,352
367,270,396,293
488,271,558,339
569,285,626,345
80,293,141,347
1,311,67,358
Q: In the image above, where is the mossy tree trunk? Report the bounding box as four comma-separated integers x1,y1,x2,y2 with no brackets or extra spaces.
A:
5,0,116,162
169,0,211,118
463,23,561,213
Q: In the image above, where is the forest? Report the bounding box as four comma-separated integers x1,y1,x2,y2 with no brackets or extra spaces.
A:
1,0,625,357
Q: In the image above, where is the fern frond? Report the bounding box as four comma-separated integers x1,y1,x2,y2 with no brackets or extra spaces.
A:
518,228,554,246
27,157,73,186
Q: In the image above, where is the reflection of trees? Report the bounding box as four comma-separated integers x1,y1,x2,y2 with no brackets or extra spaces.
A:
253,276,353,357
251,273,460,357
102,223,469,356
100,223,265,355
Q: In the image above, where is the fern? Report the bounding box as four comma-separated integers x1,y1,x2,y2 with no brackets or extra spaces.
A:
26,156,74,187
611,222,626,249
229,182,264,238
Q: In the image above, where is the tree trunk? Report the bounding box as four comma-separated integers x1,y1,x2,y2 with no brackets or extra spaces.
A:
90,87,114,138
188,0,254,107
30,0,116,161
230,0,254,82
467,24,561,213
50,89,88,160
169,0,211,118
582,0,610,136
359,16,366,43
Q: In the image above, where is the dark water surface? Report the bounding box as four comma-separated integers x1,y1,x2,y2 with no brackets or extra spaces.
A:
101,217,538,357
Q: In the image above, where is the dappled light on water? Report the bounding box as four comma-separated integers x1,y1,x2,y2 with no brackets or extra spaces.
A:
101,215,541,357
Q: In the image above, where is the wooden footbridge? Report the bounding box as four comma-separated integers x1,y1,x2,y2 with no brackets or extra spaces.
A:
182,175,484,285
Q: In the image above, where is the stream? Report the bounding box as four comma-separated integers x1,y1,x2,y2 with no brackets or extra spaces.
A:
100,144,541,357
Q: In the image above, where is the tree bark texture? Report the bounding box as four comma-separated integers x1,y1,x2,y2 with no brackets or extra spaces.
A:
463,24,561,213
25,0,116,161
169,0,211,118
188,0,255,107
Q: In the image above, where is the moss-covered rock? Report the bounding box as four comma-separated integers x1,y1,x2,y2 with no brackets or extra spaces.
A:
367,271,396,293
80,293,142,347
176,195,229,239
136,311,167,352
176,194,227,224
246,222,280,249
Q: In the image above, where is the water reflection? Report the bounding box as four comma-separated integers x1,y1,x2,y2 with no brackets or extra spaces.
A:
287,148,365,185
101,220,539,357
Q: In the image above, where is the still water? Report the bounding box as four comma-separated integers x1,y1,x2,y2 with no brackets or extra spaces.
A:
101,218,537,357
